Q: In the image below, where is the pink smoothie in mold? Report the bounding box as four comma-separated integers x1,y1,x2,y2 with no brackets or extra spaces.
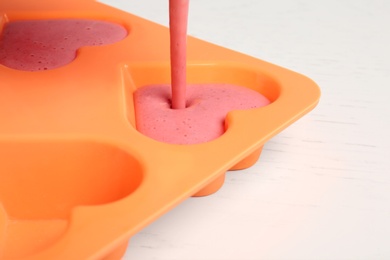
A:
134,0,271,144
134,84,270,144
0,19,127,71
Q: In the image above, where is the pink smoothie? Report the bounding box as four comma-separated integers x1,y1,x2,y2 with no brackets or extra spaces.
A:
0,19,127,71
134,84,270,144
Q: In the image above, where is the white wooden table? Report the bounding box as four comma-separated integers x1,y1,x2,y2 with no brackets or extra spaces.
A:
100,0,390,259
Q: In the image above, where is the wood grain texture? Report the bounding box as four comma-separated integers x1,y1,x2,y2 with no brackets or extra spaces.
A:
99,0,390,259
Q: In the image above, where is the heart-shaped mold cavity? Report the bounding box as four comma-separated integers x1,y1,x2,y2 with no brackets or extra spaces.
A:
122,63,280,144
0,140,143,259
134,83,271,144
0,19,127,71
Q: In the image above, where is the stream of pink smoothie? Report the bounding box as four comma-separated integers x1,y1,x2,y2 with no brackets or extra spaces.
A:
169,0,189,109
0,19,127,71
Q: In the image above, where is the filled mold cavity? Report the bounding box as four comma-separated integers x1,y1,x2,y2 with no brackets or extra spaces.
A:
123,63,280,144
0,18,127,71
0,140,143,258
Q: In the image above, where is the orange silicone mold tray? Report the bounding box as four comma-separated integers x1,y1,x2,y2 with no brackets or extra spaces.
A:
0,0,320,259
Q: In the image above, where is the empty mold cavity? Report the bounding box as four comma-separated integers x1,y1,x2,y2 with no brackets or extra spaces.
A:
0,18,128,71
0,140,143,259
122,63,280,144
